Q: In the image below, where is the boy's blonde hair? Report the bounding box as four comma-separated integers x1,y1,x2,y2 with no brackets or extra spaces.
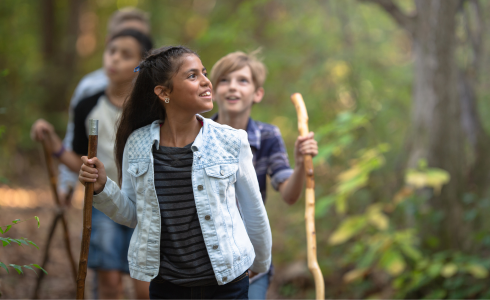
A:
210,49,267,91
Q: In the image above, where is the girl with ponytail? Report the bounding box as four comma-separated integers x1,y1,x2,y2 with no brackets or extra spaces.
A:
78,46,272,299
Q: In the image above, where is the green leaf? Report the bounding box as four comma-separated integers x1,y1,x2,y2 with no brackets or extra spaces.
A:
0,227,4,234
35,216,40,228
0,237,11,246
12,219,20,224
0,262,8,273
4,225,12,233
17,238,29,246
31,264,47,274
423,289,446,299
22,265,37,276
9,264,23,274
10,239,22,246
26,239,39,249
315,195,336,217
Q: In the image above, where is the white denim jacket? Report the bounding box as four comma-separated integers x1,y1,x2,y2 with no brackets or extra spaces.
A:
93,115,272,284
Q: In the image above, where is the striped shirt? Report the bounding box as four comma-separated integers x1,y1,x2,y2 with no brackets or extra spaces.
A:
152,143,216,287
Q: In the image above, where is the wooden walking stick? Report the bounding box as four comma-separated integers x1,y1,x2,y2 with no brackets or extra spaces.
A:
40,134,78,280
76,119,98,299
291,93,325,300
33,186,75,299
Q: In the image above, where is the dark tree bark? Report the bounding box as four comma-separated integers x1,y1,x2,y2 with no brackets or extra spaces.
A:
361,0,474,250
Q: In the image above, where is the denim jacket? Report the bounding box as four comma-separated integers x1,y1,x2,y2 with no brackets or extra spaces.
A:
93,115,272,285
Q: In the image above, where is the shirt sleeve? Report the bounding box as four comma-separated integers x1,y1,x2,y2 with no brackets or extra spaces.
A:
267,127,294,191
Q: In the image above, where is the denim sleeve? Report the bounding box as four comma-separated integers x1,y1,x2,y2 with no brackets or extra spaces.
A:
92,143,137,228
235,130,272,273
268,128,293,191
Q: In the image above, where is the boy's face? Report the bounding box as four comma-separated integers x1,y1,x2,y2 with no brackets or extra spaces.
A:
214,66,263,117
103,36,141,84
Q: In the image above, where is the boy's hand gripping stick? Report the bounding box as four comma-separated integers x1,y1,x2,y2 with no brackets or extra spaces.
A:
291,93,325,300
76,119,98,299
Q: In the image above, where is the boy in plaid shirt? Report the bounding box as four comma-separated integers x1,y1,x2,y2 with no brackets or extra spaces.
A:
210,51,318,299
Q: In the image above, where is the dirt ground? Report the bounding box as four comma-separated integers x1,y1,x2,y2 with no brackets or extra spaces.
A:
0,181,316,299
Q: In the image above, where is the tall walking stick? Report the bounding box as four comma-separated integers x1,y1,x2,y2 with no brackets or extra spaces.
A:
40,134,78,280
291,93,325,300
76,119,98,299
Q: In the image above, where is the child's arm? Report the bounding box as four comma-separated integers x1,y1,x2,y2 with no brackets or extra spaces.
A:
31,119,84,173
235,130,272,274
278,132,318,205
78,146,137,228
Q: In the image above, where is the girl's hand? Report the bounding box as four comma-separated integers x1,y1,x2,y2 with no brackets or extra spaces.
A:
31,119,55,142
79,156,107,194
293,132,318,167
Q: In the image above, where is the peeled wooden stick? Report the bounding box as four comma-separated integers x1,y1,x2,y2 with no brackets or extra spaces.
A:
290,93,325,300
76,119,98,299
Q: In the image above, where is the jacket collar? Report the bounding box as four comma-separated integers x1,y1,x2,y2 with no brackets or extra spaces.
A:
150,114,205,152
211,114,261,150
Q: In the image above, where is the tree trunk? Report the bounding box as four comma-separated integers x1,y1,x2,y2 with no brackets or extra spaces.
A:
408,0,469,250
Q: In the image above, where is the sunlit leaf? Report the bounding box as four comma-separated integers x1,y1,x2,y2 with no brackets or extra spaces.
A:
441,263,458,278
366,204,389,230
464,264,488,279
329,216,367,245
379,249,405,276
343,268,368,283
405,167,450,195
35,216,40,228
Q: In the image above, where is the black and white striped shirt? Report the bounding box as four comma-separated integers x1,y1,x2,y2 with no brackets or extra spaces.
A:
153,143,216,287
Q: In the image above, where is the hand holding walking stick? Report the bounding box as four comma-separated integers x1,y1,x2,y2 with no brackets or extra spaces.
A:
290,93,325,300
76,119,98,299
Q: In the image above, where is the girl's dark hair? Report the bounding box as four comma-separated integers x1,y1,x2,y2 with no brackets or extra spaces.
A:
109,29,153,57
115,46,197,185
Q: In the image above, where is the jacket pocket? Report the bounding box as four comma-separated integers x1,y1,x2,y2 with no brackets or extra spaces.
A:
205,164,238,195
128,159,150,195
128,160,150,177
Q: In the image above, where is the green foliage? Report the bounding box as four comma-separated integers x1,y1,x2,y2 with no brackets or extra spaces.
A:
0,217,46,276
319,110,490,298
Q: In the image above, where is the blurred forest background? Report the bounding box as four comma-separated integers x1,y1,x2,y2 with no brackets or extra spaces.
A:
2,0,490,298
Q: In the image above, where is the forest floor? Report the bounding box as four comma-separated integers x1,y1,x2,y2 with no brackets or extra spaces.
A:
0,166,318,299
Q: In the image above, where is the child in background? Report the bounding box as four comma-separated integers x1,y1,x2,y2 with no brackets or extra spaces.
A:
78,46,272,299
210,50,318,299
31,29,153,299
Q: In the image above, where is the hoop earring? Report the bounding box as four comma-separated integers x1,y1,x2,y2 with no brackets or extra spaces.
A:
164,97,170,103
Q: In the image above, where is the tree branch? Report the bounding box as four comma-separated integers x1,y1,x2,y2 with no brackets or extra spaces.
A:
360,0,416,35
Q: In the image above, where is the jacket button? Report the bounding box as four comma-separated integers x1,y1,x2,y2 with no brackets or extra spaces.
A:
212,245,218,250
205,215,211,220
222,276,227,282
198,185,203,191
220,170,225,175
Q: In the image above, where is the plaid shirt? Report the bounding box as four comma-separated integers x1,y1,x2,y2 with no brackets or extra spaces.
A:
213,115,293,203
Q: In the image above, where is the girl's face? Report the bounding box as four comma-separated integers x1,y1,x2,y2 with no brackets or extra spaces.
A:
103,37,141,84
214,66,263,117
165,54,213,114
